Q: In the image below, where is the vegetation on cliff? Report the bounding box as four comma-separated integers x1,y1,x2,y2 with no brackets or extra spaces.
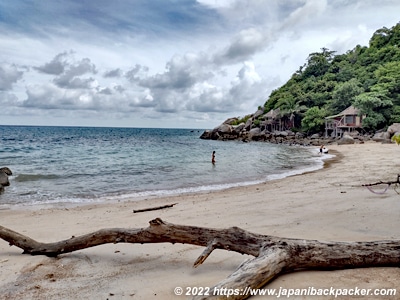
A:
258,22,400,134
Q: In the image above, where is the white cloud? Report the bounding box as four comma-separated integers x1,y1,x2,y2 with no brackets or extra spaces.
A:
0,0,399,128
34,51,70,75
0,63,24,91
215,27,270,64
281,0,328,30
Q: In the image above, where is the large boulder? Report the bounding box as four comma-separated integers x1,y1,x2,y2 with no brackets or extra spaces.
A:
253,109,264,119
372,131,391,142
199,130,212,139
274,131,289,137
387,123,400,136
246,127,262,141
337,134,355,145
0,167,12,175
244,118,253,131
232,123,245,134
223,117,239,125
214,123,232,134
0,170,10,187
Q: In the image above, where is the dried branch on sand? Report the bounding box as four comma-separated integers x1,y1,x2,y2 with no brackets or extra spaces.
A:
1,218,400,300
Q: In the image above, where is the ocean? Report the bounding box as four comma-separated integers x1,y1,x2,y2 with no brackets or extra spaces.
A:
0,125,329,208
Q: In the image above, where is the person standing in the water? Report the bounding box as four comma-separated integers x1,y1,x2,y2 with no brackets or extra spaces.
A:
212,151,216,164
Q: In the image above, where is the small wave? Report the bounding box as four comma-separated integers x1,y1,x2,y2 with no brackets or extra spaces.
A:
100,158,328,203
100,180,266,202
15,174,61,182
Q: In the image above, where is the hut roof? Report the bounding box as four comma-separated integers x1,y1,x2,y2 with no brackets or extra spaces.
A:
326,106,360,119
264,108,280,119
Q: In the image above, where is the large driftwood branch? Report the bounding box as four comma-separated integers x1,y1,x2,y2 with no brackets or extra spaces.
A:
1,218,400,300
362,174,400,194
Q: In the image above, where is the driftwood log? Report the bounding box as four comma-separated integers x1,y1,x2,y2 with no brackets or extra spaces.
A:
133,202,177,213
0,218,399,300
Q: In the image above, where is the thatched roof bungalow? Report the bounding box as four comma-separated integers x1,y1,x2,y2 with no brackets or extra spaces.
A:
262,108,283,132
325,106,365,137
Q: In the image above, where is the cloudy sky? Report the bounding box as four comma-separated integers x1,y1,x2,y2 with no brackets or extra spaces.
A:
0,0,399,129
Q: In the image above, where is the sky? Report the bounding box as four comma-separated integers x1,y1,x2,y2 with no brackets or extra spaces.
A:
0,0,399,129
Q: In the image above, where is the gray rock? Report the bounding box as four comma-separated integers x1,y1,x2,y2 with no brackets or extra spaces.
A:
199,130,212,139
372,131,390,142
0,171,10,186
223,117,239,125
215,123,232,134
310,133,320,139
248,128,261,136
337,134,355,145
232,123,245,134
274,131,288,137
387,123,400,135
0,167,12,176
244,118,253,131
253,109,264,119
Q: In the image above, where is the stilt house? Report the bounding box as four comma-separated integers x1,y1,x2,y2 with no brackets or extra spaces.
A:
325,106,364,138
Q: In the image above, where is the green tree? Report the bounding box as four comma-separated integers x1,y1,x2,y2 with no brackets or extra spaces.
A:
302,48,336,78
329,79,364,114
260,23,400,133
301,106,329,133
353,89,393,130
369,27,391,49
374,61,400,105
389,106,400,124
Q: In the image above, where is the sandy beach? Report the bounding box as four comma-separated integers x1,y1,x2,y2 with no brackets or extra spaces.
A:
1,141,400,299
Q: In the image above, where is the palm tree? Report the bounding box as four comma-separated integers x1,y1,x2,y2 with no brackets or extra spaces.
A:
276,97,308,129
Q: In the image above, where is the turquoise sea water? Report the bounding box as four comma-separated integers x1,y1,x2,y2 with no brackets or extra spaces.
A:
0,126,328,208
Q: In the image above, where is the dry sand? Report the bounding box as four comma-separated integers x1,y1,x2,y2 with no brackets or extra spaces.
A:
1,141,400,299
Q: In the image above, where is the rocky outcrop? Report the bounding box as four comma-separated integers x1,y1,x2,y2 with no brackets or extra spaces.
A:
0,167,12,192
200,113,340,146
200,111,400,146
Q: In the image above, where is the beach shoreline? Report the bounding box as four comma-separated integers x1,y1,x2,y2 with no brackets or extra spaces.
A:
1,144,331,212
1,141,400,299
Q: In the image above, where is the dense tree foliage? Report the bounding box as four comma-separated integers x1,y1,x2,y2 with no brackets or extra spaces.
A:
262,22,400,133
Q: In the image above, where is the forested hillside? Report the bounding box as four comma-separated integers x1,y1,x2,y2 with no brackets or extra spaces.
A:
262,22,400,134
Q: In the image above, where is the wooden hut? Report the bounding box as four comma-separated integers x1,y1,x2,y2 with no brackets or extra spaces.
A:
325,106,364,138
262,108,282,132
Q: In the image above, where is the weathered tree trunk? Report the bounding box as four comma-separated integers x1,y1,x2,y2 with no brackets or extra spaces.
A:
1,218,399,300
